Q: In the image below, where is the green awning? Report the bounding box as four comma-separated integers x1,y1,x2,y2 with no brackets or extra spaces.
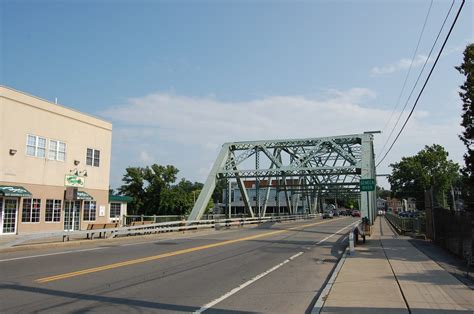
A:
109,194,133,203
0,185,32,197
77,191,93,201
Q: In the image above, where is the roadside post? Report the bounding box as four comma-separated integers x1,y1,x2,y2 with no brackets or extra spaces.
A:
349,230,355,255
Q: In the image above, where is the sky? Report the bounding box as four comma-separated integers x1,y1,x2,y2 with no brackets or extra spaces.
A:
1,0,473,190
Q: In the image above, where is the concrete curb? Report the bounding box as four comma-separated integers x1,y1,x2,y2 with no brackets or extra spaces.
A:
312,246,349,314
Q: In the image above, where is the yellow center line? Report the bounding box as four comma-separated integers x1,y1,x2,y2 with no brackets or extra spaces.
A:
35,217,349,283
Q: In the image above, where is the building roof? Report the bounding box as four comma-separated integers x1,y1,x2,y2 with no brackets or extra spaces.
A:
0,85,112,131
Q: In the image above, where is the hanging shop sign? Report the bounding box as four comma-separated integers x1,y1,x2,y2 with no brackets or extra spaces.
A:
64,174,85,188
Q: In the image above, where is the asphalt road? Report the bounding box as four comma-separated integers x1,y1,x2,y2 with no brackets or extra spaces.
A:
0,216,358,313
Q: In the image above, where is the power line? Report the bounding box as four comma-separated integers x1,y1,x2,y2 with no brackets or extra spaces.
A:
376,0,465,168
377,0,434,157
378,0,454,159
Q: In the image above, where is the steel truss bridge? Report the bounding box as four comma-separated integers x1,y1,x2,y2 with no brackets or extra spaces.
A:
188,133,377,224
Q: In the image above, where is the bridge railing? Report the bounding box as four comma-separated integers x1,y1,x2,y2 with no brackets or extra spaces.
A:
122,215,185,226
1,213,319,249
385,211,426,235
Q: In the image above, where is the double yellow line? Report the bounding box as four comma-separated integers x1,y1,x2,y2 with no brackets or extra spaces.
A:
36,217,348,283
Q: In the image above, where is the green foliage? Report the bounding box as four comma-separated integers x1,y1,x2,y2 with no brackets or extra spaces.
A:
118,164,208,215
118,167,146,214
376,186,392,199
388,144,460,209
456,43,474,208
212,178,227,203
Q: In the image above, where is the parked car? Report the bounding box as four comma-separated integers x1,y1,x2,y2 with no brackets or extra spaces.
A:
351,210,361,217
323,210,334,219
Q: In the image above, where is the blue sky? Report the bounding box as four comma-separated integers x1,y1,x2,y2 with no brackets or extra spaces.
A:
2,0,473,189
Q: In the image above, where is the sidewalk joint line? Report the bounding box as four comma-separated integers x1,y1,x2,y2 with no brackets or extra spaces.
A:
380,217,411,314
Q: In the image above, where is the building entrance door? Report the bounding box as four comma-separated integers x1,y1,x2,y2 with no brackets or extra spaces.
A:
64,201,81,231
1,198,18,234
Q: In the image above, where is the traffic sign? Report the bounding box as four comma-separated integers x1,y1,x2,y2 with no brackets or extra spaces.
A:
359,179,375,191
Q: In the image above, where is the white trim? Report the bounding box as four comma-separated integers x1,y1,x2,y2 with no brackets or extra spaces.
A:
25,134,47,159
1,197,19,235
86,148,101,167
45,199,62,223
48,139,67,162
20,198,41,224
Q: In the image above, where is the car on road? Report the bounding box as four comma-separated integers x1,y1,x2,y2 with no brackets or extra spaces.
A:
323,210,334,219
351,210,361,217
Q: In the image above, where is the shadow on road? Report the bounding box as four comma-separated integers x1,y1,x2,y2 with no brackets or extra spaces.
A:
0,284,252,313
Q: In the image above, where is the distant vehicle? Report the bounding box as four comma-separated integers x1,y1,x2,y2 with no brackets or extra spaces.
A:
399,211,419,218
377,210,385,216
333,210,340,217
351,210,361,217
323,210,334,219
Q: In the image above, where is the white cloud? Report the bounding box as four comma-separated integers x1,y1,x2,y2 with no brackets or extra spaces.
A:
370,42,470,76
139,150,153,163
102,88,465,189
371,54,433,75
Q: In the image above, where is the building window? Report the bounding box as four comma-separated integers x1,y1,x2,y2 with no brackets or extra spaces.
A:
110,203,121,219
48,140,66,161
45,199,61,222
22,198,41,223
83,201,96,221
26,135,46,158
86,148,100,167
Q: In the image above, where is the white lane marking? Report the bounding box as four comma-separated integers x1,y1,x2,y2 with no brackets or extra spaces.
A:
0,247,104,263
316,221,359,245
195,251,304,313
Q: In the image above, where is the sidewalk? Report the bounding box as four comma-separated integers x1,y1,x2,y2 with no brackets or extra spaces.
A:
320,217,474,314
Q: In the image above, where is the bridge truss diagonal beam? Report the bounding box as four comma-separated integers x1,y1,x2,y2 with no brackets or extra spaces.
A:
188,133,377,223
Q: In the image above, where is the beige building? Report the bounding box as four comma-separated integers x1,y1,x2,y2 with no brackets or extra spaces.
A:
0,85,126,235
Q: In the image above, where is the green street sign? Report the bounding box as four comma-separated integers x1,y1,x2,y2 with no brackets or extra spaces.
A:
359,179,375,192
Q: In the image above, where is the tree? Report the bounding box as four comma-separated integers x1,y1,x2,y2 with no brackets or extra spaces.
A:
456,43,474,209
142,164,179,215
118,167,146,215
388,144,460,209
118,164,179,215
376,185,392,199
212,178,227,203
118,164,212,216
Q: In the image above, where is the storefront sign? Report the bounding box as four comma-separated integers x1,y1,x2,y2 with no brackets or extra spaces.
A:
0,185,32,197
65,174,85,187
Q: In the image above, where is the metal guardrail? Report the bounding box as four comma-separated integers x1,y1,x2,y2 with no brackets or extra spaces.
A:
1,214,318,249
385,212,426,235
121,213,297,226
123,215,185,226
